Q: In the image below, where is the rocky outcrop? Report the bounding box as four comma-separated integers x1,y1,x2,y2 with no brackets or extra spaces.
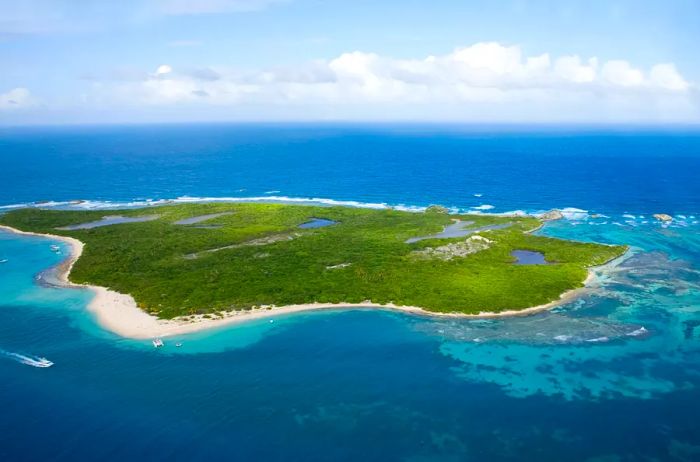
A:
653,214,673,222
412,235,493,261
426,205,449,214
539,209,564,221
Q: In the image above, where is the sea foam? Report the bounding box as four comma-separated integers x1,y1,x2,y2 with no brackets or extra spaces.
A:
2,196,698,228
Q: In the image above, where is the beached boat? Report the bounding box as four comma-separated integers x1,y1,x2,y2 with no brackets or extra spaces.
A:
152,338,164,348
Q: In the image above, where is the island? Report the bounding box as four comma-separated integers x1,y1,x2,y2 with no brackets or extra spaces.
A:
0,203,626,338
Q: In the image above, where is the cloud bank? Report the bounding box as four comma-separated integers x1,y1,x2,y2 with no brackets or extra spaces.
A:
4,42,697,123
82,42,694,121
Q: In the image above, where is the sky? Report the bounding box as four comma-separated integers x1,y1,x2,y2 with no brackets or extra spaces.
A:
1,0,699,125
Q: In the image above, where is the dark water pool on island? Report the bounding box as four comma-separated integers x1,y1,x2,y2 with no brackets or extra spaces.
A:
405,221,512,243
511,249,549,265
173,212,233,225
1,125,700,461
57,214,160,230
298,218,337,228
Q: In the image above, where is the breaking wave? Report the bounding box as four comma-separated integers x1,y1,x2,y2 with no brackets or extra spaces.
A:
0,196,697,227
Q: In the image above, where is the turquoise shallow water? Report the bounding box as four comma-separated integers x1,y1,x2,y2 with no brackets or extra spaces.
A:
1,218,700,461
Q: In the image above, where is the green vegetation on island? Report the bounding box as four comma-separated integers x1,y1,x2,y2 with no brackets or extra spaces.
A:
0,203,626,318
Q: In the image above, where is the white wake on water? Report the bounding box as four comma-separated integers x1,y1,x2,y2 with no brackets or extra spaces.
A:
1,349,53,368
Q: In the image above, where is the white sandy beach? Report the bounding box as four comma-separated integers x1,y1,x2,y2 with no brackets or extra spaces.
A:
0,224,611,340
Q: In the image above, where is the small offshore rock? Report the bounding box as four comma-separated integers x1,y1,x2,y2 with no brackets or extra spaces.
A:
653,214,673,222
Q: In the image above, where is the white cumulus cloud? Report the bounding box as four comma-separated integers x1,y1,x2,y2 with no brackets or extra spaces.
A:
601,60,645,87
156,64,173,75
0,88,35,110
649,63,689,91
554,56,597,83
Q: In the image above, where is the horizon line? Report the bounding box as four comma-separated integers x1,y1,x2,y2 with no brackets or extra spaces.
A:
3,120,700,130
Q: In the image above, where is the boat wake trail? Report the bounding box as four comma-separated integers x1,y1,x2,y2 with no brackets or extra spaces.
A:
0,349,53,368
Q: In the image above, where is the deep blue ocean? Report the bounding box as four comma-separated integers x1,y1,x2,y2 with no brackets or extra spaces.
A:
1,124,700,461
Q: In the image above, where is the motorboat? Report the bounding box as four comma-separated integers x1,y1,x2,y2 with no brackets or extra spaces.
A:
32,357,54,368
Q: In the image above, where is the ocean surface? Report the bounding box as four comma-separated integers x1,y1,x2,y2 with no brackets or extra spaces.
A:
1,124,700,461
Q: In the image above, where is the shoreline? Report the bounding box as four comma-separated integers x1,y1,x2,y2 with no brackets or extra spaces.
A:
0,224,614,340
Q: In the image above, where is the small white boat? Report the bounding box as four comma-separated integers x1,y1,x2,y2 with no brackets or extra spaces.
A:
10,354,53,368
175,343,182,348
50,245,60,252
0,259,7,264
32,357,54,368
152,338,164,348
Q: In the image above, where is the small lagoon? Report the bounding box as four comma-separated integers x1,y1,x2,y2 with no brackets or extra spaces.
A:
511,250,549,265
405,220,511,243
298,218,337,229
57,215,160,230
173,212,232,225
